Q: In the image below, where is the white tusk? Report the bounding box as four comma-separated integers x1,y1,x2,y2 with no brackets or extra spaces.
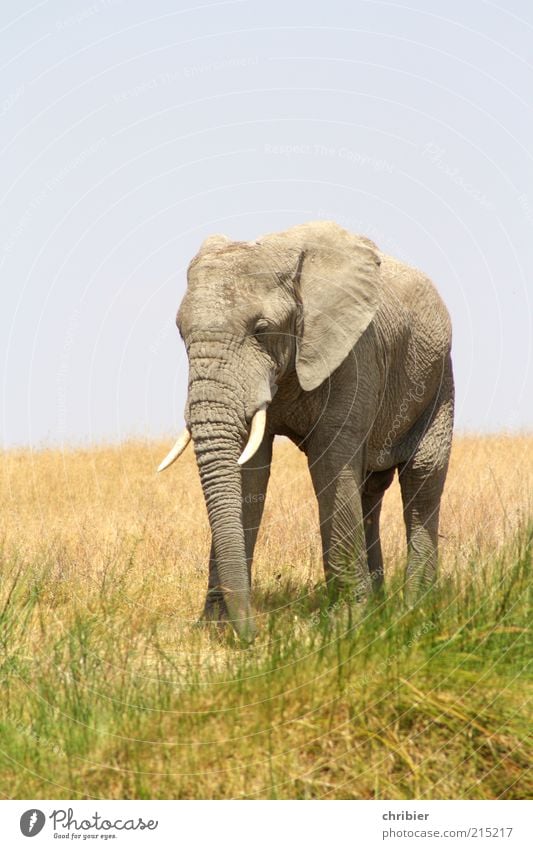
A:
238,406,267,466
157,429,191,472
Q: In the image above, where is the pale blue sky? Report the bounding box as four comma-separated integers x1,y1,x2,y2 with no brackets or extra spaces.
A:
1,0,531,447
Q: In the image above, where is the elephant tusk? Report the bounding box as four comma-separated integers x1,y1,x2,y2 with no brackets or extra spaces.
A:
238,406,267,466
157,429,191,472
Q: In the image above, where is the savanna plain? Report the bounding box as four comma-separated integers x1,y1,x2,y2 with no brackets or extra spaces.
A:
0,434,531,799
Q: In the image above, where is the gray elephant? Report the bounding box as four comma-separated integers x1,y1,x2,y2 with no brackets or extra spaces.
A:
159,221,454,642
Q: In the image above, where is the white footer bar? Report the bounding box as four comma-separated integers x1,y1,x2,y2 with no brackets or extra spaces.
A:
2,799,530,848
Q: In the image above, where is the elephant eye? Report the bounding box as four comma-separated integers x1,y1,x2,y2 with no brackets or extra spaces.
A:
253,318,270,336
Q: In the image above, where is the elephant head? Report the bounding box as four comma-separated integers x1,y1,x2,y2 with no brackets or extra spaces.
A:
159,221,381,640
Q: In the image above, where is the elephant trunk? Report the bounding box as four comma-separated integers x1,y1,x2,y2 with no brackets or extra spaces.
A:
186,347,256,642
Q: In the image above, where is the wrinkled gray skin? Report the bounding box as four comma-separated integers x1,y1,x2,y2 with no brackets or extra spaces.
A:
173,221,454,642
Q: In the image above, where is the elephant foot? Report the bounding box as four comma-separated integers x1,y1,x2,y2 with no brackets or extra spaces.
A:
369,566,385,595
315,578,371,633
325,572,373,606
403,572,437,609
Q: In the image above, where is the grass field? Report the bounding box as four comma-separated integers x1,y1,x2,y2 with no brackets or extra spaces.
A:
0,434,531,799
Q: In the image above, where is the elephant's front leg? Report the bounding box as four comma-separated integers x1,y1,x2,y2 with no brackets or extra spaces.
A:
202,436,272,622
308,443,372,603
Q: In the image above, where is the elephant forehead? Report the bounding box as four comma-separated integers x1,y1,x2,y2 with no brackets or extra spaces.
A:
189,250,278,289
183,252,275,304
178,281,267,336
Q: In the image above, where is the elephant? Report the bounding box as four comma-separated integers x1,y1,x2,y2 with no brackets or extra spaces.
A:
159,221,454,642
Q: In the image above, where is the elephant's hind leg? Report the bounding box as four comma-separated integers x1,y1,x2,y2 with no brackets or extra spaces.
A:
398,359,454,604
362,468,395,592
398,471,441,604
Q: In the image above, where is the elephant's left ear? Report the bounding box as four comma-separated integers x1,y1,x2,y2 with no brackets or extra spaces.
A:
289,222,382,392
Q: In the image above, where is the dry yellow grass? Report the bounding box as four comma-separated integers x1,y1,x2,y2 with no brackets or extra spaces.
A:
1,433,531,633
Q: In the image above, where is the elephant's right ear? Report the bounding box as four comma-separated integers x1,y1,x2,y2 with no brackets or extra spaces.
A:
265,222,382,392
